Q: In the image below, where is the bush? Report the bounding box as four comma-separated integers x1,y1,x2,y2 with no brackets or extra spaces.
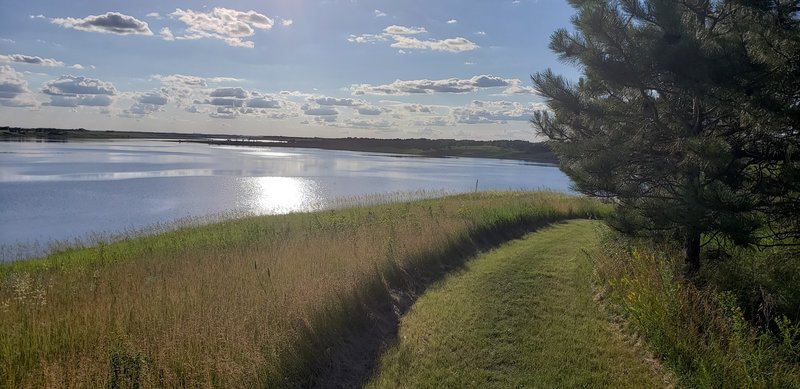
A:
592,230,800,387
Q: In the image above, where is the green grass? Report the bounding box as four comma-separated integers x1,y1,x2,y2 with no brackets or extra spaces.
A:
0,192,606,388
593,232,800,387
367,220,665,388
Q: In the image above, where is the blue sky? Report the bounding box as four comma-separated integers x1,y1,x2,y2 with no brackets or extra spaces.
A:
0,0,580,140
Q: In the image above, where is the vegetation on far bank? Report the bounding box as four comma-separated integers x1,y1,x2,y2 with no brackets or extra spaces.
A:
368,221,667,388
0,192,602,388
0,126,559,163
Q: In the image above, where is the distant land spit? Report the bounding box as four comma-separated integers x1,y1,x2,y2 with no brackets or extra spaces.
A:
0,127,558,164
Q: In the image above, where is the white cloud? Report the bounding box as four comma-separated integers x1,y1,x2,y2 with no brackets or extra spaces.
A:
402,103,436,113
0,54,64,67
210,106,239,119
450,100,544,124
475,31,486,36
138,91,168,105
0,65,31,102
347,33,388,44
447,19,458,24
210,87,248,99
43,75,116,96
302,105,338,116
374,9,387,17
146,12,161,19
153,74,245,107
247,97,281,108
42,75,116,107
350,25,478,53
383,25,427,35
153,73,207,87
124,102,162,117
52,12,153,35
413,117,453,127
281,19,294,27
29,14,46,19
160,27,175,41
70,64,84,70
341,118,394,129
308,96,362,106
0,38,15,44
356,105,388,115
170,7,275,48
501,85,536,95
350,75,516,96
389,35,478,53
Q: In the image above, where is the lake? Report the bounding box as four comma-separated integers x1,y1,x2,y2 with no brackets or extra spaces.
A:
0,140,571,259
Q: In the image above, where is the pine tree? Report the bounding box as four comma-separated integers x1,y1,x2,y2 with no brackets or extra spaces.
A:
533,0,800,269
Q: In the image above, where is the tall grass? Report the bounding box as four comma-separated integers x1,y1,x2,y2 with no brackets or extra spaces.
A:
0,191,603,388
592,230,800,387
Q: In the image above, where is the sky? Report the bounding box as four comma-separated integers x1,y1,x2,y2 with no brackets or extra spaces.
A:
0,0,580,141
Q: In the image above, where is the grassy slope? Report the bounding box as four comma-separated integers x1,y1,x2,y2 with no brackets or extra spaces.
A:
0,192,604,388
368,220,665,388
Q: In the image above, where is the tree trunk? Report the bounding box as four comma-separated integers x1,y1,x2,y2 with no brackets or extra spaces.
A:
685,231,701,271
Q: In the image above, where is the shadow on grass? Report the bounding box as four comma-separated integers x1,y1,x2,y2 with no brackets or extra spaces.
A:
280,215,582,388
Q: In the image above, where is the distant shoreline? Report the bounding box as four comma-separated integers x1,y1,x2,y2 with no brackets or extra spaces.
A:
0,126,559,164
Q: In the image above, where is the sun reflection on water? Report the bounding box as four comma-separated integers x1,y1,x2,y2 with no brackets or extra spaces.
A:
238,176,322,214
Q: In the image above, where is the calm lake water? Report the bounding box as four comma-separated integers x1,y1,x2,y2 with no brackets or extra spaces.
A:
0,140,571,258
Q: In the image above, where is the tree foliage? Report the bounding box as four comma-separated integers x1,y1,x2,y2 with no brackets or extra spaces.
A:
533,0,800,267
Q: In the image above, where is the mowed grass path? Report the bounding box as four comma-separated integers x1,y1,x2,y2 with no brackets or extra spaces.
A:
368,220,666,388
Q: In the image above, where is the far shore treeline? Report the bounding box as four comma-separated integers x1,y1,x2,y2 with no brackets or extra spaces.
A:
0,126,558,164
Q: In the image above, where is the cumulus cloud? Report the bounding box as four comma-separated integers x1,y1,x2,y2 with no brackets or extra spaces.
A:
247,97,281,108
52,12,153,35
350,75,517,96
138,91,168,105
447,19,458,24
308,96,362,106
48,94,113,107
42,75,116,107
350,24,478,53
390,36,478,52
281,19,293,27
383,25,427,35
302,105,338,116
121,91,168,117
402,103,435,113
413,117,453,127
160,27,175,41
374,10,387,17
153,73,207,87
210,106,239,119
210,87,248,98
342,118,394,129
169,7,275,48
0,54,64,67
190,86,294,119
0,65,37,107
153,74,242,106
450,100,543,124
356,105,387,115
347,33,388,44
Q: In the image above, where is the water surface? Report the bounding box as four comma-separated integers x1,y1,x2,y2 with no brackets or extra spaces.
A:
0,140,571,257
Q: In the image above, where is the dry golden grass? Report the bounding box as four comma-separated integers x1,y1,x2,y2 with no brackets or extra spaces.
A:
0,192,604,388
